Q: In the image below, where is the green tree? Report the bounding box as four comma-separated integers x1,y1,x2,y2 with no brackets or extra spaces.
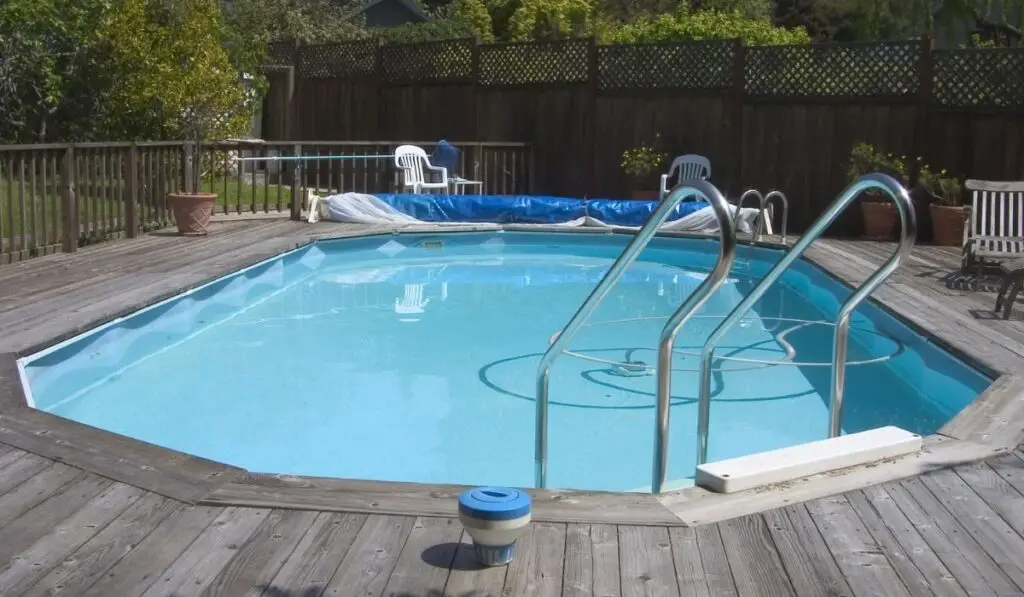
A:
222,0,367,45
602,7,811,45
100,0,252,142
0,0,112,142
452,0,495,41
699,0,773,19
507,0,595,41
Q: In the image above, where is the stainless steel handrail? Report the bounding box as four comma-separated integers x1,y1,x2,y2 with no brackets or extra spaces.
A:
693,173,916,466
534,180,736,490
652,182,736,494
764,190,789,243
734,189,765,240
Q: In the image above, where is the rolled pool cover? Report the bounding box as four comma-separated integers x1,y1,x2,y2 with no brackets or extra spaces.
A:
314,192,760,233
374,193,709,225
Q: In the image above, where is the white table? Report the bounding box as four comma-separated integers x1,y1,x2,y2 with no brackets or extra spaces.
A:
449,177,483,195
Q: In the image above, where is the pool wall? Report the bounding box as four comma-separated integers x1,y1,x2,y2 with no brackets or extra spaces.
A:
19,242,327,409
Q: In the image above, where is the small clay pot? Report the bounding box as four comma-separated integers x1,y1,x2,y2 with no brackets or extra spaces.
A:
168,192,217,235
861,200,898,240
930,203,966,247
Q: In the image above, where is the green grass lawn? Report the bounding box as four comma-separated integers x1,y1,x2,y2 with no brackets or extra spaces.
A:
0,176,295,249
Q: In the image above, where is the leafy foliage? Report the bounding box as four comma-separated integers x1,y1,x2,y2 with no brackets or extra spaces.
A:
507,0,596,42
846,143,911,185
452,0,496,42
100,0,253,143
602,7,811,45
621,135,668,179
0,0,112,143
222,0,366,45
375,19,480,43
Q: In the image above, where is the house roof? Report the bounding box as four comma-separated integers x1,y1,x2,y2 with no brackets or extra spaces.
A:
340,0,430,23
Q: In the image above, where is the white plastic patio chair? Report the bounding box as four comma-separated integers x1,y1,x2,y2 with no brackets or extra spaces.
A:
963,179,1024,274
395,145,449,194
659,154,712,200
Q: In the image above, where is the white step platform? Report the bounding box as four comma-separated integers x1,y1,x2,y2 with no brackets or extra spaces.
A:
695,426,923,494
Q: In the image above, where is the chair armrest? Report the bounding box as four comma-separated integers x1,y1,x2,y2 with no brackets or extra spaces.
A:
426,164,448,182
659,174,669,199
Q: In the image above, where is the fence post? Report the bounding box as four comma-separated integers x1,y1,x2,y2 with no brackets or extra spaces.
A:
290,143,303,220
126,144,139,238
730,38,746,196
374,38,385,138
60,146,77,253
586,36,599,196
912,37,934,186
471,36,481,143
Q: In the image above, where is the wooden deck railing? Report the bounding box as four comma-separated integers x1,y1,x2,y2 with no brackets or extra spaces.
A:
0,140,533,264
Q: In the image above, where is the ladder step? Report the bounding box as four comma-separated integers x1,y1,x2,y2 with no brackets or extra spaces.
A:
695,426,923,493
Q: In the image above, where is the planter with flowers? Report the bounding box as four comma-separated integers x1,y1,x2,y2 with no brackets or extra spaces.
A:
918,164,966,246
846,144,912,240
621,137,668,200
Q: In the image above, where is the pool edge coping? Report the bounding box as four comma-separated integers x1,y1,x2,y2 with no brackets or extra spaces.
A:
0,223,1020,526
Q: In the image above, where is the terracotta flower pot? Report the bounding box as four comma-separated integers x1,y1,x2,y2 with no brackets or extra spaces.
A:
631,190,659,200
930,203,966,247
861,200,898,240
168,192,216,235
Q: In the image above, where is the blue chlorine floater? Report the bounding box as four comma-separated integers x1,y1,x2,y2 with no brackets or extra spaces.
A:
458,487,532,566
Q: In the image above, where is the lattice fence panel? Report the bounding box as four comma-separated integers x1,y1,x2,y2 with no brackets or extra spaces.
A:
933,49,1024,108
267,41,296,67
597,41,735,90
745,42,922,98
379,39,474,84
479,39,589,86
298,40,377,79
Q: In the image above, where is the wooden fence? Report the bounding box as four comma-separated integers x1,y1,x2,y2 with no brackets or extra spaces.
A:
0,140,531,264
264,37,1024,236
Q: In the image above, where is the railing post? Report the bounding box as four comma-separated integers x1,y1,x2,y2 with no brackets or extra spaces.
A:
183,142,194,194
60,146,77,253
290,143,303,220
126,144,139,238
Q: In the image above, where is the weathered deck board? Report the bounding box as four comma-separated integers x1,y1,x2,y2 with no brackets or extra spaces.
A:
2,226,1024,595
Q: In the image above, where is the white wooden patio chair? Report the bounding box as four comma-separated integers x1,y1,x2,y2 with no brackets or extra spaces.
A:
395,145,449,194
963,179,1024,274
659,154,711,200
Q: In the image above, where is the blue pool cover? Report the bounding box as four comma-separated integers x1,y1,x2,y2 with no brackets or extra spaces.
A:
375,193,710,226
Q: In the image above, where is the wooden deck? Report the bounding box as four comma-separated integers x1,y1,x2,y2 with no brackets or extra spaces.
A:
1,221,1024,596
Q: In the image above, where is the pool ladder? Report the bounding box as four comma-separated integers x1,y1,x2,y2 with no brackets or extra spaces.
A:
534,174,916,494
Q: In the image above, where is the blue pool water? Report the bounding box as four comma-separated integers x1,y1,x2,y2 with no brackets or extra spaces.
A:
20,232,992,492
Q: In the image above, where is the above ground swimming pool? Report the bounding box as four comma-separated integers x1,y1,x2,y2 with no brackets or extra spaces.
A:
20,231,992,492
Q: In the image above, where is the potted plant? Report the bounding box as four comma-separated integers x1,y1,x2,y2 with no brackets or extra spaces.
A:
157,0,254,235
918,164,966,246
621,136,668,200
846,143,910,240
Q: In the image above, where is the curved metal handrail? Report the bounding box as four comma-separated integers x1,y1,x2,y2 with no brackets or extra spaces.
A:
764,190,789,243
734,189,765,240
652,182,736,494
693,173,917,467
534,180,736,490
